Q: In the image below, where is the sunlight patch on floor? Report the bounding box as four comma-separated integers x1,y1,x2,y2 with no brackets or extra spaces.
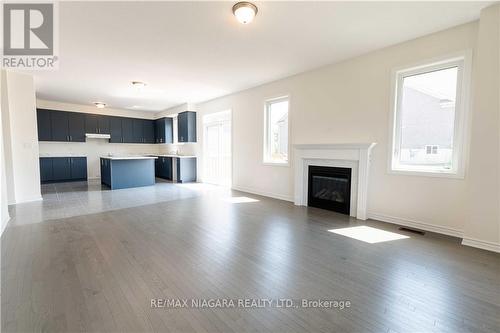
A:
328,226,410,244
222,197,259,204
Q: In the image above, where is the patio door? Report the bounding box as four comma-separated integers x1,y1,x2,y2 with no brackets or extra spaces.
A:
203,111,231,186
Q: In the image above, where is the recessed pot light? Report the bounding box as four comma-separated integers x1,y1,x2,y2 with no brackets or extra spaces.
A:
232,2,258,24
94,102,106,108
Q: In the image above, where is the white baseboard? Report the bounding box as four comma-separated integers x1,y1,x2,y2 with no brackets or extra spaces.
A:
462,237,500,253
367,211,464,238
13,196,43,204
231,185,294,202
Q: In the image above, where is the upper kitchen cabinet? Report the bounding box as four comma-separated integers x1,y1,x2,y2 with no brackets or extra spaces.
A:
67,112,85,142
155,117,173,144
85,114,110,134
143,120,155,144
132,119,144,143
37,109,84,142
109,117,123,143
36,109,172,144
99,116,110,134
50,110,70,141
178,111,196,143
121,118,134,143
37,109,52,141
84,114,98,134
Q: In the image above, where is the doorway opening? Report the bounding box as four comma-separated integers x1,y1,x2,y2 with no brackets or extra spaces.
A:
203,110,231,187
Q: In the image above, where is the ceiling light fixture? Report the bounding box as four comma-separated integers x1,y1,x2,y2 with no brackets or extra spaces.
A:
94,102,106,108
232,2,258,24
131,81,146,89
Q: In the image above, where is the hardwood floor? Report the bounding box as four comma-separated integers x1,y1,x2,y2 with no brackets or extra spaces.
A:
2,181,499,332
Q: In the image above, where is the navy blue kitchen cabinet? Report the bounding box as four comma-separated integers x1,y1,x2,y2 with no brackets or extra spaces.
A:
70,157,87,179
121,118,134,143
176,157,196,183
143,120,155,144
36,109,196,144
178,111,196,143
68,112,85,142
39,158,53,182
37,109,52,141
100,158,111,185
155,118,163,143
100,157,156,190
99,116,110,134
155,117,173,143
51,111,70,141
85,114,110,134
51,157,72,181
39,157,87,183
37,109,84,142
155,156,172,180
109,117,123,143
132,119,144,143
85,114,99,134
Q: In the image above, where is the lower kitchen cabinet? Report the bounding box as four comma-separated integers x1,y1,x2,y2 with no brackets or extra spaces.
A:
39,157,87,183
176,157,197,183
155,156,172,180
70,157,87,179
39,158,53,182
52,157,71,181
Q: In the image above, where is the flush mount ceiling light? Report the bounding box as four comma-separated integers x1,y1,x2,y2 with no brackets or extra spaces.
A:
131,81,146,89
232,2,258,24
94,102,106,108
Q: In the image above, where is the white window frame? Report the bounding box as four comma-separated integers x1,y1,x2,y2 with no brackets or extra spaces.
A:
263,95,290,166
388,52,472,178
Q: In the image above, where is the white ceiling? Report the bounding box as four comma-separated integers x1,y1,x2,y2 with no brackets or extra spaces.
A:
33,1,491,112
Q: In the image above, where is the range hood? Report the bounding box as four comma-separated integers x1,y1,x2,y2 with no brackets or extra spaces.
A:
85,133,111,139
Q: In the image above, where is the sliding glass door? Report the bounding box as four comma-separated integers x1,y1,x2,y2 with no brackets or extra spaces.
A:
203,111,231,186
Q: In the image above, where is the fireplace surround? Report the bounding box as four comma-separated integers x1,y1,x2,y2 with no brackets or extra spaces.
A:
293,143,376,220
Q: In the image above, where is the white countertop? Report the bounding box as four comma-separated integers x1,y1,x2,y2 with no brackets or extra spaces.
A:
100,156,158,160
153,154,197,158
39,154,87,158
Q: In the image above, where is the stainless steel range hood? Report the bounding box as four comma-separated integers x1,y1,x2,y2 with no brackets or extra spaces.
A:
85,133,111,139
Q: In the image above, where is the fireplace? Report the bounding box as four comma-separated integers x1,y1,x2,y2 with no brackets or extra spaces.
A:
294,143,376,220
308,165,352,215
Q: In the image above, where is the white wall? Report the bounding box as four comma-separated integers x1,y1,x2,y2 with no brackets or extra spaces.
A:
195,22,479,236
463,4,500,252
37,99,157,119
37,100,161,179
2,71,42,204
0,71,11,236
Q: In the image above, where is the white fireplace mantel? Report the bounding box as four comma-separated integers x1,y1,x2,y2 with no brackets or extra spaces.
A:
293,143,376,220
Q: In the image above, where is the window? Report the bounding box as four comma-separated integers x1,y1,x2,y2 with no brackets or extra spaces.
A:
390,55,470,177
264,96,289,164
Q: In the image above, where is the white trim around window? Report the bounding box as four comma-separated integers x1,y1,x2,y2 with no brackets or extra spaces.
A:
388,51,472,179
263,95,290,166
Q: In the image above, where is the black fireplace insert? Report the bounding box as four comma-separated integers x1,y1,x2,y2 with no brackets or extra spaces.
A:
307,165,352,215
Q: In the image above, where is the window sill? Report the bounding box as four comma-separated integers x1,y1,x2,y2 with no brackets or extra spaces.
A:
263,161,289,167
388,168,464,179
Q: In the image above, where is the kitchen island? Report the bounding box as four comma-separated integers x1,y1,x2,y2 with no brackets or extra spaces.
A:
100,156,157,189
